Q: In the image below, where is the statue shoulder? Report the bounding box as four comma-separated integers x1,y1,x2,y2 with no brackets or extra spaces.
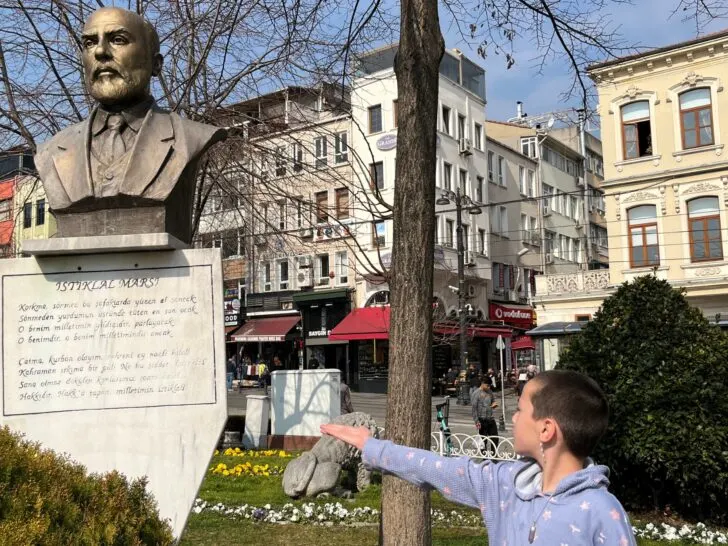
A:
168,112,227,156
36,121,86,158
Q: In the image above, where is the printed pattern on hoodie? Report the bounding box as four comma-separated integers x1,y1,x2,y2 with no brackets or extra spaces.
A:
362,438,637,546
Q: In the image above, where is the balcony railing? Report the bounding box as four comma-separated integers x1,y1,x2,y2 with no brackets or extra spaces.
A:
536,270,610,296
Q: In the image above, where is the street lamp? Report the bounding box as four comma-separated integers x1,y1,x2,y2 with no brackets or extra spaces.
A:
436,188,482,377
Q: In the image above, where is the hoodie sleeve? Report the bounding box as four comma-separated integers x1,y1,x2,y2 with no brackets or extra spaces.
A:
592,495,637,546
361,438,503,511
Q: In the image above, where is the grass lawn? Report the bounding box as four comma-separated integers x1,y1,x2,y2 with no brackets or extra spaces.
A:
178,449,695,546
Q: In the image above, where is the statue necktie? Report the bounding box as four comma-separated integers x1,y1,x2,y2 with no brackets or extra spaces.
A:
103,114,127,165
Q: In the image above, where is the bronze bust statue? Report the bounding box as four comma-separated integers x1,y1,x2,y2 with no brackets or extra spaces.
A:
35,7,227,244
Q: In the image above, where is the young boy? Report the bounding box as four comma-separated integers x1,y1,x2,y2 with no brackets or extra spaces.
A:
321,369,636,545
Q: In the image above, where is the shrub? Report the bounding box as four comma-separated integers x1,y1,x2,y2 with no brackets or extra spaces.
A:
557,275,728,524
0,426,173,545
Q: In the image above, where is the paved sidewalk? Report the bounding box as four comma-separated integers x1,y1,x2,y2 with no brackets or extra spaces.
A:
227,387,518,436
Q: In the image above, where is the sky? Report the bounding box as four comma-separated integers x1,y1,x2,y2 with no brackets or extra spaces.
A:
437,0,728,124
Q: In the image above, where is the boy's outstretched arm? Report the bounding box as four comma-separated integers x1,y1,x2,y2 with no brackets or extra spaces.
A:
320,424,495,510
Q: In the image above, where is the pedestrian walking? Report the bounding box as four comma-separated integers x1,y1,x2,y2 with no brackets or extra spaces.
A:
467,364,480,398
320,370,637,546
472,379,499,455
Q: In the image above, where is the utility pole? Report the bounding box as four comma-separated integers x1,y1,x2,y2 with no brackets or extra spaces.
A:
455,188,468,371
578,109,592,270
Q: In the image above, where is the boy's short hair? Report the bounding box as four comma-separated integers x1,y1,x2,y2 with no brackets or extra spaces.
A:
529,370,609,458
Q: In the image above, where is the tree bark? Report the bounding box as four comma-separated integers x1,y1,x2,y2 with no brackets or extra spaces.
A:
380,0,444,542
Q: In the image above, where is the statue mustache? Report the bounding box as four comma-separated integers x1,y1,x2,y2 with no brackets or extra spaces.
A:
91,65,123,80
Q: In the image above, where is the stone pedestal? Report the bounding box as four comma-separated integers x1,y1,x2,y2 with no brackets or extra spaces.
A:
0,243,226,538
243,395,270,449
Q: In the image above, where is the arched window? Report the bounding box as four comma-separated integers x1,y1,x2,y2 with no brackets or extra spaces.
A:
621,101,652,159
365,290,390,307
688,197,722,262
679,88,713,149
628,205,659,267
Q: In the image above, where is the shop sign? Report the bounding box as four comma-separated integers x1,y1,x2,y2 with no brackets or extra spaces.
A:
308,329,331,338
376,134,397,151
224,288,239,299
224,298,242,327
489,302,534,329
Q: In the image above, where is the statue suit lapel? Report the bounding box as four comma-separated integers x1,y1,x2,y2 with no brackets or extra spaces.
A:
51,116,94,204
121,106,175,197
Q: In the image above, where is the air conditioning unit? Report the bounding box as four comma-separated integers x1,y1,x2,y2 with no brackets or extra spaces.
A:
297,269,313,288
545,253,554,264
458,138,473,156
543,205,552,217
467,285,476,298
577,176,585,187
299,227,314,238
465,251,476,266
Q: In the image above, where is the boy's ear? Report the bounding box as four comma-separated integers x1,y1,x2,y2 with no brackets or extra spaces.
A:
538,418,558,444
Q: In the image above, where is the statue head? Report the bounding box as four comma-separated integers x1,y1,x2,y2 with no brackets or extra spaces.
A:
81,7,162,108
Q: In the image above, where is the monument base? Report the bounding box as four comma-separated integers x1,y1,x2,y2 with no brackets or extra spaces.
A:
22,233,188,256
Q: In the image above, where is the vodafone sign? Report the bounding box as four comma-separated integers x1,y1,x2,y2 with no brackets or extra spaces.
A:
489,302,535,329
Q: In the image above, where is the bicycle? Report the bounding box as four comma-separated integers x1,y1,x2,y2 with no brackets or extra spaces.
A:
435,396,453,456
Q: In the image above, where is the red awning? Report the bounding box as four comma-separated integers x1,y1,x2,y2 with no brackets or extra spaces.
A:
329,306,390,341
511,335,535,351
0,181,13,201
231,316,300,343
0,222,12,246
434,324,512,339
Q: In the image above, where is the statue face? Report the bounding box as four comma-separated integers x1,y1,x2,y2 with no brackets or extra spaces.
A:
81,8,158,107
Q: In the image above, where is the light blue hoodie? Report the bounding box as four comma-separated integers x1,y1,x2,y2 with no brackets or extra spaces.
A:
362,438,637,545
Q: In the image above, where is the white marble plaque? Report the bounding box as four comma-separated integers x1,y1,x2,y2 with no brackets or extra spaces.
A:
3,265,216,415
0,248,227,539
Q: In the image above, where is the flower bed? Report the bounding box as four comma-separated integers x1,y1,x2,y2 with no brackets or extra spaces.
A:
211,462,285,478
215,448,294,458
192,499,728,542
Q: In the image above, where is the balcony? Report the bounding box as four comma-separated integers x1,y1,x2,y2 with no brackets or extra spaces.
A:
535,270,611,296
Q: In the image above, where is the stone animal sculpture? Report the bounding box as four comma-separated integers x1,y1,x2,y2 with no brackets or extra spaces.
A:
283,412,379,499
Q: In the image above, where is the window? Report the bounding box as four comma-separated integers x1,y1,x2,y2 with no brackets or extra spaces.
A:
570,196,579,220
542,184,554,210
292,143,304,172
575,314,591,323
680,88,714,149
295,198,304,228
688,197,722,262
335,131,348,163
487,151,494,182
628,205,660,267
316,254,330,285
315,136,328,168
0,200,10,222
621,101,652,159
373,221,386,247
393,100,399,128
370,161,384,190
443,162,452,191
473,123,482,150
476,176,484,203
497,156,505,186
527,170,535,197
441,105,451,135
262,262,272,292
458,114,466,140
335,251,348,284
335,188,349,219
478,228,486,254
445,219,454,247
315,191,328,223
35,199,45,227
278,201,286,230
260,203,269,233
459,169,468,196
23,202,32,229
368,105,383,133
278,260,289,290
519,166,527,195
491,205,507,235
275,145,287,176
521,137,537,158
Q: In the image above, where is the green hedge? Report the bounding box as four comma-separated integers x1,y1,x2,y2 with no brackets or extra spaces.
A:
0,426,173,545
558,275,728,524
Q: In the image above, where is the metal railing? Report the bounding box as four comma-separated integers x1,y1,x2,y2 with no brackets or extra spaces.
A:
375,428,517,461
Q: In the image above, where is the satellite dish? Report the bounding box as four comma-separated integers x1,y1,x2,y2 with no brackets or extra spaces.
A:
547,117,555,129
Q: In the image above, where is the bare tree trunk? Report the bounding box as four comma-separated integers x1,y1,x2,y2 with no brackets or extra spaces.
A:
380,0,444,541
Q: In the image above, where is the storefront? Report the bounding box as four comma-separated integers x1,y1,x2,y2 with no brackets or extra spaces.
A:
230,314,301,371
489,302,536,372
293,288,352,380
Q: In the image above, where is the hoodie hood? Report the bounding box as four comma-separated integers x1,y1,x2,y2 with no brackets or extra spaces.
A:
513,457,611,501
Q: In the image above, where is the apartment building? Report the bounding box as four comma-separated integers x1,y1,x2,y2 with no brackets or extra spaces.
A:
530,29,728,369
346,45,515,391
198,84,357,375
485,120,591,274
